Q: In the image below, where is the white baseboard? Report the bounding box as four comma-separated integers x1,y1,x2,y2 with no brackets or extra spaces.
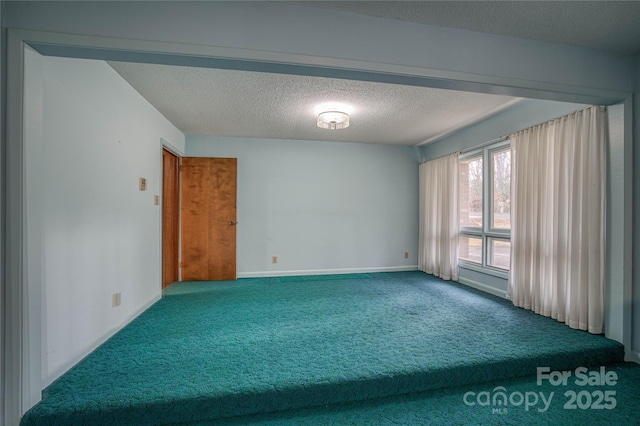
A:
237,265,418,279
458,276,508,299
42,293,161,388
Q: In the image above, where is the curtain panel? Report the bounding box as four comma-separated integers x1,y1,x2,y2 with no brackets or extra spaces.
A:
418,153,459,281
508,106,606,334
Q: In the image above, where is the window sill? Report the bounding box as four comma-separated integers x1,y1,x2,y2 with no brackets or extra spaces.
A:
458,261,509,280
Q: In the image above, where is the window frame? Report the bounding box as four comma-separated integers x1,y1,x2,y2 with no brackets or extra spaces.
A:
458,139,511,278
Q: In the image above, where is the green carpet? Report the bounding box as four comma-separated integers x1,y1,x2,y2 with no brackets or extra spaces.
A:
202,362,640,425
21,272,625,425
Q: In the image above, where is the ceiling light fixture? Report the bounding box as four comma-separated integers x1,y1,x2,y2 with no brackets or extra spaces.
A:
317,111,350,130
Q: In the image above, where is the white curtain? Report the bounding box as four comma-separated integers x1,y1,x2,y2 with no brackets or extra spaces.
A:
508,106,606,334
418,153,459,281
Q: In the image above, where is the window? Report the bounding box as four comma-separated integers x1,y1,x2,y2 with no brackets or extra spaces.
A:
487,237,511,270
459,234,482,264
458,141,511,274
459,156,483,228
491,148,511,230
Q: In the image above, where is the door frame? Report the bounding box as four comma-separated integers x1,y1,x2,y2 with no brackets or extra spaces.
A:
161,145,181,288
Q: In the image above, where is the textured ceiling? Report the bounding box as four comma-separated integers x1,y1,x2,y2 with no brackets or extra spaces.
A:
108,1,639,146
299,1,640,55
108,61,521,146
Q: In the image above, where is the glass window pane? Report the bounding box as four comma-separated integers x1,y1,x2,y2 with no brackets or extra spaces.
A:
459,156,483,228
491,149,511,229
459,235,482,264
487,238,511,270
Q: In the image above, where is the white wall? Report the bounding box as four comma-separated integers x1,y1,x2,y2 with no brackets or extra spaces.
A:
24,50,184,386
606,103,625,344
420,99,589,161
186,136,419,276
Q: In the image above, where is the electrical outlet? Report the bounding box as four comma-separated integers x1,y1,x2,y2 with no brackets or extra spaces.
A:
404,252,409,259
272,256,278,264
112,292,121,307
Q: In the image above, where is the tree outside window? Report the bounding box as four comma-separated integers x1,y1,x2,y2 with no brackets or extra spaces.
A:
458,141,511,273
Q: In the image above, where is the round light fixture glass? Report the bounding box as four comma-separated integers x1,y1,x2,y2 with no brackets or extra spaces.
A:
317,111,350,130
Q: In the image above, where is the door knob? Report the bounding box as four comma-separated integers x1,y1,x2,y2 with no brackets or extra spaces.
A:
229,221,238,225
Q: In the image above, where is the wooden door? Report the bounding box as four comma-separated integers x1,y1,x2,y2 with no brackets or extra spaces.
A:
162,148,180,288
180,157,237,281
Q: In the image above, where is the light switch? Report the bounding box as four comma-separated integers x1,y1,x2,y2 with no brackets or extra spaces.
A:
112,292,121,307
139,178,147,191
